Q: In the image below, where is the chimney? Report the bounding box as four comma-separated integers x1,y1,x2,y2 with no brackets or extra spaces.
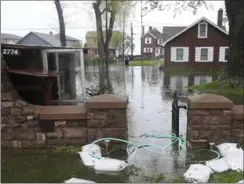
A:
217,8,223,28
49,31,53,35
149,26,152,31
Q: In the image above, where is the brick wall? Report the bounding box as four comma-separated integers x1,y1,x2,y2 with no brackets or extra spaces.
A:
187,94,244,149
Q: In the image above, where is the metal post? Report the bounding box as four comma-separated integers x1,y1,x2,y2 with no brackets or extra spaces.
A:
141,0,144,65
131,22,133,60
79,49,86,103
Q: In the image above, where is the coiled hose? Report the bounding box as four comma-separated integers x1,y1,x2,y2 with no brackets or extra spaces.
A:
88,133,220,163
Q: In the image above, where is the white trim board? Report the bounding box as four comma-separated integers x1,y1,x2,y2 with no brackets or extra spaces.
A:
163,17,228,46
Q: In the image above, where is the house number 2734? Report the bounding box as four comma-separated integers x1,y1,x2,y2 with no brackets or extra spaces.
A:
2,49,20,55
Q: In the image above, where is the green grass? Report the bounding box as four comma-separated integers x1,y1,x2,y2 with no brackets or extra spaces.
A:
128,59,163,66
148,171,244,183
188,80,244,97
164,67,221,75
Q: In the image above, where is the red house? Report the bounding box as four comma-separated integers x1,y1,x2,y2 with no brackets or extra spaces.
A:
164,9,229,69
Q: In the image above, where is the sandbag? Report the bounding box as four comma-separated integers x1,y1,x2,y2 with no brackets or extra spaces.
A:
64,177,96,183
225,149,244,172
205,157,230,173
93,157,128,172
216,143,238,157
78,151,97,167
78,144,102,167
183,164,213,183
82,144,101,155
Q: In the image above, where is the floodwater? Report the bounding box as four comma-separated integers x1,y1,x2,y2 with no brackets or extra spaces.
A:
1,65,232,183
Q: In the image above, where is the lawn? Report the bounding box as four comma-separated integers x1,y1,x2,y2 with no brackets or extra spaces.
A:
146,171,244,183
163,67,221,75
188,80,244,97
128,59,163,66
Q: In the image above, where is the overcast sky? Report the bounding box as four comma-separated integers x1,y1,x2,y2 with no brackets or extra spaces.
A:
1,1,226,54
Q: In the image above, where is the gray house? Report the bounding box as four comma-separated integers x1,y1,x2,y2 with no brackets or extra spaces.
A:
17,31,81,47
1,33,22,44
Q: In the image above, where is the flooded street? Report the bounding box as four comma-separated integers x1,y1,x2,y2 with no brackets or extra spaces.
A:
2,65,223,183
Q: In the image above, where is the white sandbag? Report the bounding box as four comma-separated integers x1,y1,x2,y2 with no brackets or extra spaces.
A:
183,164,213,183
205,157,230,173
225,149,244,172
94,157,128,172
216,143,238,157
78,144,102,167
64,177,96,183
237,180,244,183
78,151,95,166
225,147,243,157
82,144,101,155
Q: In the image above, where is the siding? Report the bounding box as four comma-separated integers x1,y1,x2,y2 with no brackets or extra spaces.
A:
164,21,228,69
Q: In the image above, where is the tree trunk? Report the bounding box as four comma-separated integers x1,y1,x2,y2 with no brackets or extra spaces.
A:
104,9,116,67
225,0,244,79
93,1,105,59
54,0,66,47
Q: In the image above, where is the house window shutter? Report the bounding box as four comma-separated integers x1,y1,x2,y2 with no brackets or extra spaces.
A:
183,47,189,62
171,47,176,62
195,47,201,61
208,47,214,62
219,47,228,62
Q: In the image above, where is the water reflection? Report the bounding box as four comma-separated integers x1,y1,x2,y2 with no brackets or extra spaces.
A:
75,66,220,181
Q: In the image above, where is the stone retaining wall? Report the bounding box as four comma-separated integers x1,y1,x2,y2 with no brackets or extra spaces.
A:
1,94,128,148
187,94,244,149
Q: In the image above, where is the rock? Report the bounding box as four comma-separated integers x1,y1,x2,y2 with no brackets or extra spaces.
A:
63,127,87,138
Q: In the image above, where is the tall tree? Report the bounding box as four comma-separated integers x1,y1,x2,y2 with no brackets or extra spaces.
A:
54,0,66,47
92,0,134,63
145,0,244,81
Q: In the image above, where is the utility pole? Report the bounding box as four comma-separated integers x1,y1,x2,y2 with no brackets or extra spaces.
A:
105,0,108,66
122,9,125,63
141,0,144,65
130,22,134,60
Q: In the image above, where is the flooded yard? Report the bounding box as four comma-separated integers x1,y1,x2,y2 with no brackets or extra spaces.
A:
1,65,238,183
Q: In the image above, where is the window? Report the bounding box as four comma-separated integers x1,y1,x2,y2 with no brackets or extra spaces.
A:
200,48,208,60
156,48,160,54
94,49,98,55
145,37,151,44
225,48,229,61
158,39,163,45
198,22,208,38
144,48,152,53
94,38,96,43
176,48,184,61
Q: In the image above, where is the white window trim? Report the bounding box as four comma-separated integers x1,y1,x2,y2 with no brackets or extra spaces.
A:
157,39,163,45
176,48,184,61
145,37,151,44
198,22,208,39
144,48,153,53
171,47,189,62
200,48,209,61
195,47,213,62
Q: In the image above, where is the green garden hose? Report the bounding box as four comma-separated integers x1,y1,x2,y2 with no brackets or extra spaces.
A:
87,133,220,163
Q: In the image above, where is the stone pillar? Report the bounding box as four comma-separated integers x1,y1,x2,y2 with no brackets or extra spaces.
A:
85,94,128,147
187,94,233,149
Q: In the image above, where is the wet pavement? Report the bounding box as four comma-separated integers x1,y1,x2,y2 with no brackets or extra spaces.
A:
1,65,226,183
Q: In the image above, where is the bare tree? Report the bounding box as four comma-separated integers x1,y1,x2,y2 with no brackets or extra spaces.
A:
54,0,66,47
